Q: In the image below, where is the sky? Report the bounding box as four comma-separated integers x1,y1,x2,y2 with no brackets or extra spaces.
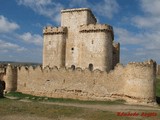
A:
0,0,160,64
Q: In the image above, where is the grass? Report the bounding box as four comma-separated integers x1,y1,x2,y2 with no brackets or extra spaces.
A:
0,98,84,119
1,98,159,120
6,91,125,105
0,98,122,120
1,76,160,120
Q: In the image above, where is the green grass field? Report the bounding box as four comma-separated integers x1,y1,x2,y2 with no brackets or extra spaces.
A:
5,92,126,105
0,76,160,120
1,98,160,120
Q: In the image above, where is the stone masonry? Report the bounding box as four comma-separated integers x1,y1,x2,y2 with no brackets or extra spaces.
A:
43,8,120,72
0,8,157,105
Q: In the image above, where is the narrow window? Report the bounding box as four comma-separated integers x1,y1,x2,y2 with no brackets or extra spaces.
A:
71,65,75,70
89,64,93,71
92,40,94,44
71,48,74,50
49,41,51,45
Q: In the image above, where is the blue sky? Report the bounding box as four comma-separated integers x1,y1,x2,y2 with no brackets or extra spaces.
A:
0,0,160,64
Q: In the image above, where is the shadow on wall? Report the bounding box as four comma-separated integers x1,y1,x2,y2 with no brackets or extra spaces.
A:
156,96,160,104
0,80,5,98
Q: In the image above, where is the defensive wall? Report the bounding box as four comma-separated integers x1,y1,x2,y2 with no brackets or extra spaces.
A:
2,60,156,105
0,65,6,81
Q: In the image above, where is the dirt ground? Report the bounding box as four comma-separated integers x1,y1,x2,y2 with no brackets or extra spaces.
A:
1,98,160,120
41,101,160,112
0,115,84,120
0,97,160,120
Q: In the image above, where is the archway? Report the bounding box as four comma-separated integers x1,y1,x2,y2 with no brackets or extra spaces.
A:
0,80,5,98
71,65,75,70
89,63,93,71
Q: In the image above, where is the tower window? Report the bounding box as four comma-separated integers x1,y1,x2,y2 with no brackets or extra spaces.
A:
71,65,75,70
92,40,94,44
71,48,74,50
49,41,51,45
89,63,93,71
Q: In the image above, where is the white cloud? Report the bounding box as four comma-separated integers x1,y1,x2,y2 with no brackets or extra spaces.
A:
114,27,143,45
69,0,119,19
121,47,128,51
0,15,20,33
132,16,160,28
140,0,160,15
93,0,119,19
18,32,43,46
0,39,26,52
143,31,160,50
17,0,119,24
17,0,64,24
115,27,160,49
69,0,89,8
116,0,160,64
132,0,160,29
115,27,160,63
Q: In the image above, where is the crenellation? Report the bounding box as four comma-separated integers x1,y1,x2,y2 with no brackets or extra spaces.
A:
79,24,113,32
51,66,59,71
18,66,28,71
0,59,156,105
34,65,43,72
58,67,67,73
128,59,156,68
43,26,67,34
0,8,157,105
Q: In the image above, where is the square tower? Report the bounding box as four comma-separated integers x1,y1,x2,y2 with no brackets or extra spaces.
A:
61,8,97,28
61,8,98,68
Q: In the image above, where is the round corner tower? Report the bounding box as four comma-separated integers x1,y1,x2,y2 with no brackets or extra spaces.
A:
5,64,17,92
79,24,114,72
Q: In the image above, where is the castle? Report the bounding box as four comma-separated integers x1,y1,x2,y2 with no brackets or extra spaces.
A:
0,8,157,105
43,8,119,71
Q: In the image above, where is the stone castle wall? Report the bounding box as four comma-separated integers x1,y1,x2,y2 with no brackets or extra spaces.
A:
4,65,17,91
61,8,97,28
3,60,156,104
113,43,120,69
61,8,97,69
43,8,118,71
0,65,6,81
79,24,113,71
43,26,67,68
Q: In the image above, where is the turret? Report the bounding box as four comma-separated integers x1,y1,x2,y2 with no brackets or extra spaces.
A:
43,26,67,68
124,60,156,103
5,64,17,92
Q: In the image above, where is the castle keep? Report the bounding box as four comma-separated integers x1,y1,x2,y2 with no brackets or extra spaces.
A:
43,8,120,71
0,8,157,105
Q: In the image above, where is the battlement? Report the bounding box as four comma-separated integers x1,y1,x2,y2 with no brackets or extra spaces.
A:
79,24,113,32
43,26,67,35
0,65,6,73
61,8,97,23
16,60,155,74
79,24,114,40
40,8,156,105
128,59,156,67
1,59,156,105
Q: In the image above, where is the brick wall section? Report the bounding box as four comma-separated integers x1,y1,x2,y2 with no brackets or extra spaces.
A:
4,60,154,104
